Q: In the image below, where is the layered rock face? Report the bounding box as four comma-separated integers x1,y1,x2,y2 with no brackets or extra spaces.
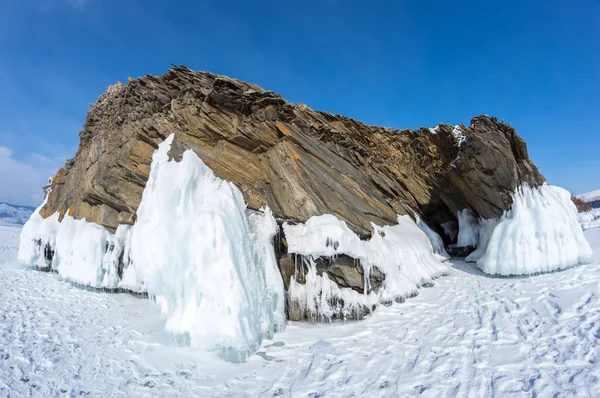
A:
42,65,544,239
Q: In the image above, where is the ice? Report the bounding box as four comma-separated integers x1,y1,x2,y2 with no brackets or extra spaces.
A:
465,218,499,263
478,184,593,275
125,134,285,361
578,208,600,230
283,214,368,264
456,209,479,247
18,200,125,288
416,217,450,259
287,256,379,321
284,214,450,318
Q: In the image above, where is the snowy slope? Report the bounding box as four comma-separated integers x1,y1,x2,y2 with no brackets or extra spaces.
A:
0,202,35,226
577,188,600,203
2,225,600,396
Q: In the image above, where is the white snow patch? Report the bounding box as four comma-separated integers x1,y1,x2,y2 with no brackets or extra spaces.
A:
478,184,593,275
428,125,440,134
283,214,368,265
451,125,467,146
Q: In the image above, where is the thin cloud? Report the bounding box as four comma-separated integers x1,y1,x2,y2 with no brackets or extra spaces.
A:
0,147,60,206
66,0,91,10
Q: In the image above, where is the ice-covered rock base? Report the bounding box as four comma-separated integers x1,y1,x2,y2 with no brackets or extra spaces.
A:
283,215,450,320
473,184,592,275
19,134,286,362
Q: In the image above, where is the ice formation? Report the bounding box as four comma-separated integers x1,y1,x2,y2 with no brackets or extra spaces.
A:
18,199,129,288
464,219,499,263
416,217,450,259
284,214,450,319
456,209,479,247
578,208,600,231
477,184,593,275
125,134,285,361
19,134,286,362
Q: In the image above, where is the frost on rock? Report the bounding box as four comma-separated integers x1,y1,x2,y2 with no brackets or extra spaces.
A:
456,209,479,248
284,214,450,320
477,184,593,275
127,134,285,361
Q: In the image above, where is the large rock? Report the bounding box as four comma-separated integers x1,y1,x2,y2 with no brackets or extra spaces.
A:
41,66,544,239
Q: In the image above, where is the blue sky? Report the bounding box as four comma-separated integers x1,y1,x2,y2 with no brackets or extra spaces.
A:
1,0,599,205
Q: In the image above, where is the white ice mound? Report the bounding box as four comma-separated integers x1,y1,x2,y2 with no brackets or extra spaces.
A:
284,214,450,319
477,184,593,275
127,134,285,361
18,199,129,288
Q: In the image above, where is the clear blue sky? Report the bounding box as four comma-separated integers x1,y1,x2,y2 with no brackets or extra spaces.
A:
1,0,599,206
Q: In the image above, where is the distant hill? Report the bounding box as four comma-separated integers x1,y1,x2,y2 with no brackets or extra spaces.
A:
578,189,600,209
0,202,36,226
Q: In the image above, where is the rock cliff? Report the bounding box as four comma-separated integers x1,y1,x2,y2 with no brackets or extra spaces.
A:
41,65,544,240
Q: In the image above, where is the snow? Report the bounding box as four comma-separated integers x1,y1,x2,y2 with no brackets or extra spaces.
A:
577,188,600,203
478,184,593,275
3,225,600,396
284,214,450,318
0,202,35,226
428,125,440,134
456,208,479,247
283,214,368,264
451,125,467,146
578,207,600,230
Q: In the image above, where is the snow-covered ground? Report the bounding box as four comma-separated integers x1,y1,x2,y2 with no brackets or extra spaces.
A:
1,225,600,397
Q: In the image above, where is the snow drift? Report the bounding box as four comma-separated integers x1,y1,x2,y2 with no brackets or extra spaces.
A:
284,214,450,320
477,184,592,275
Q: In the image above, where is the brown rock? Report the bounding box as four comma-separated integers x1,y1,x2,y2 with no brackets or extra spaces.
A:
41,66,544,238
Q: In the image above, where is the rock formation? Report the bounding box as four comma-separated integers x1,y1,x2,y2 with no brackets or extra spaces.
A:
34,66,547,320
42,65,544,240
